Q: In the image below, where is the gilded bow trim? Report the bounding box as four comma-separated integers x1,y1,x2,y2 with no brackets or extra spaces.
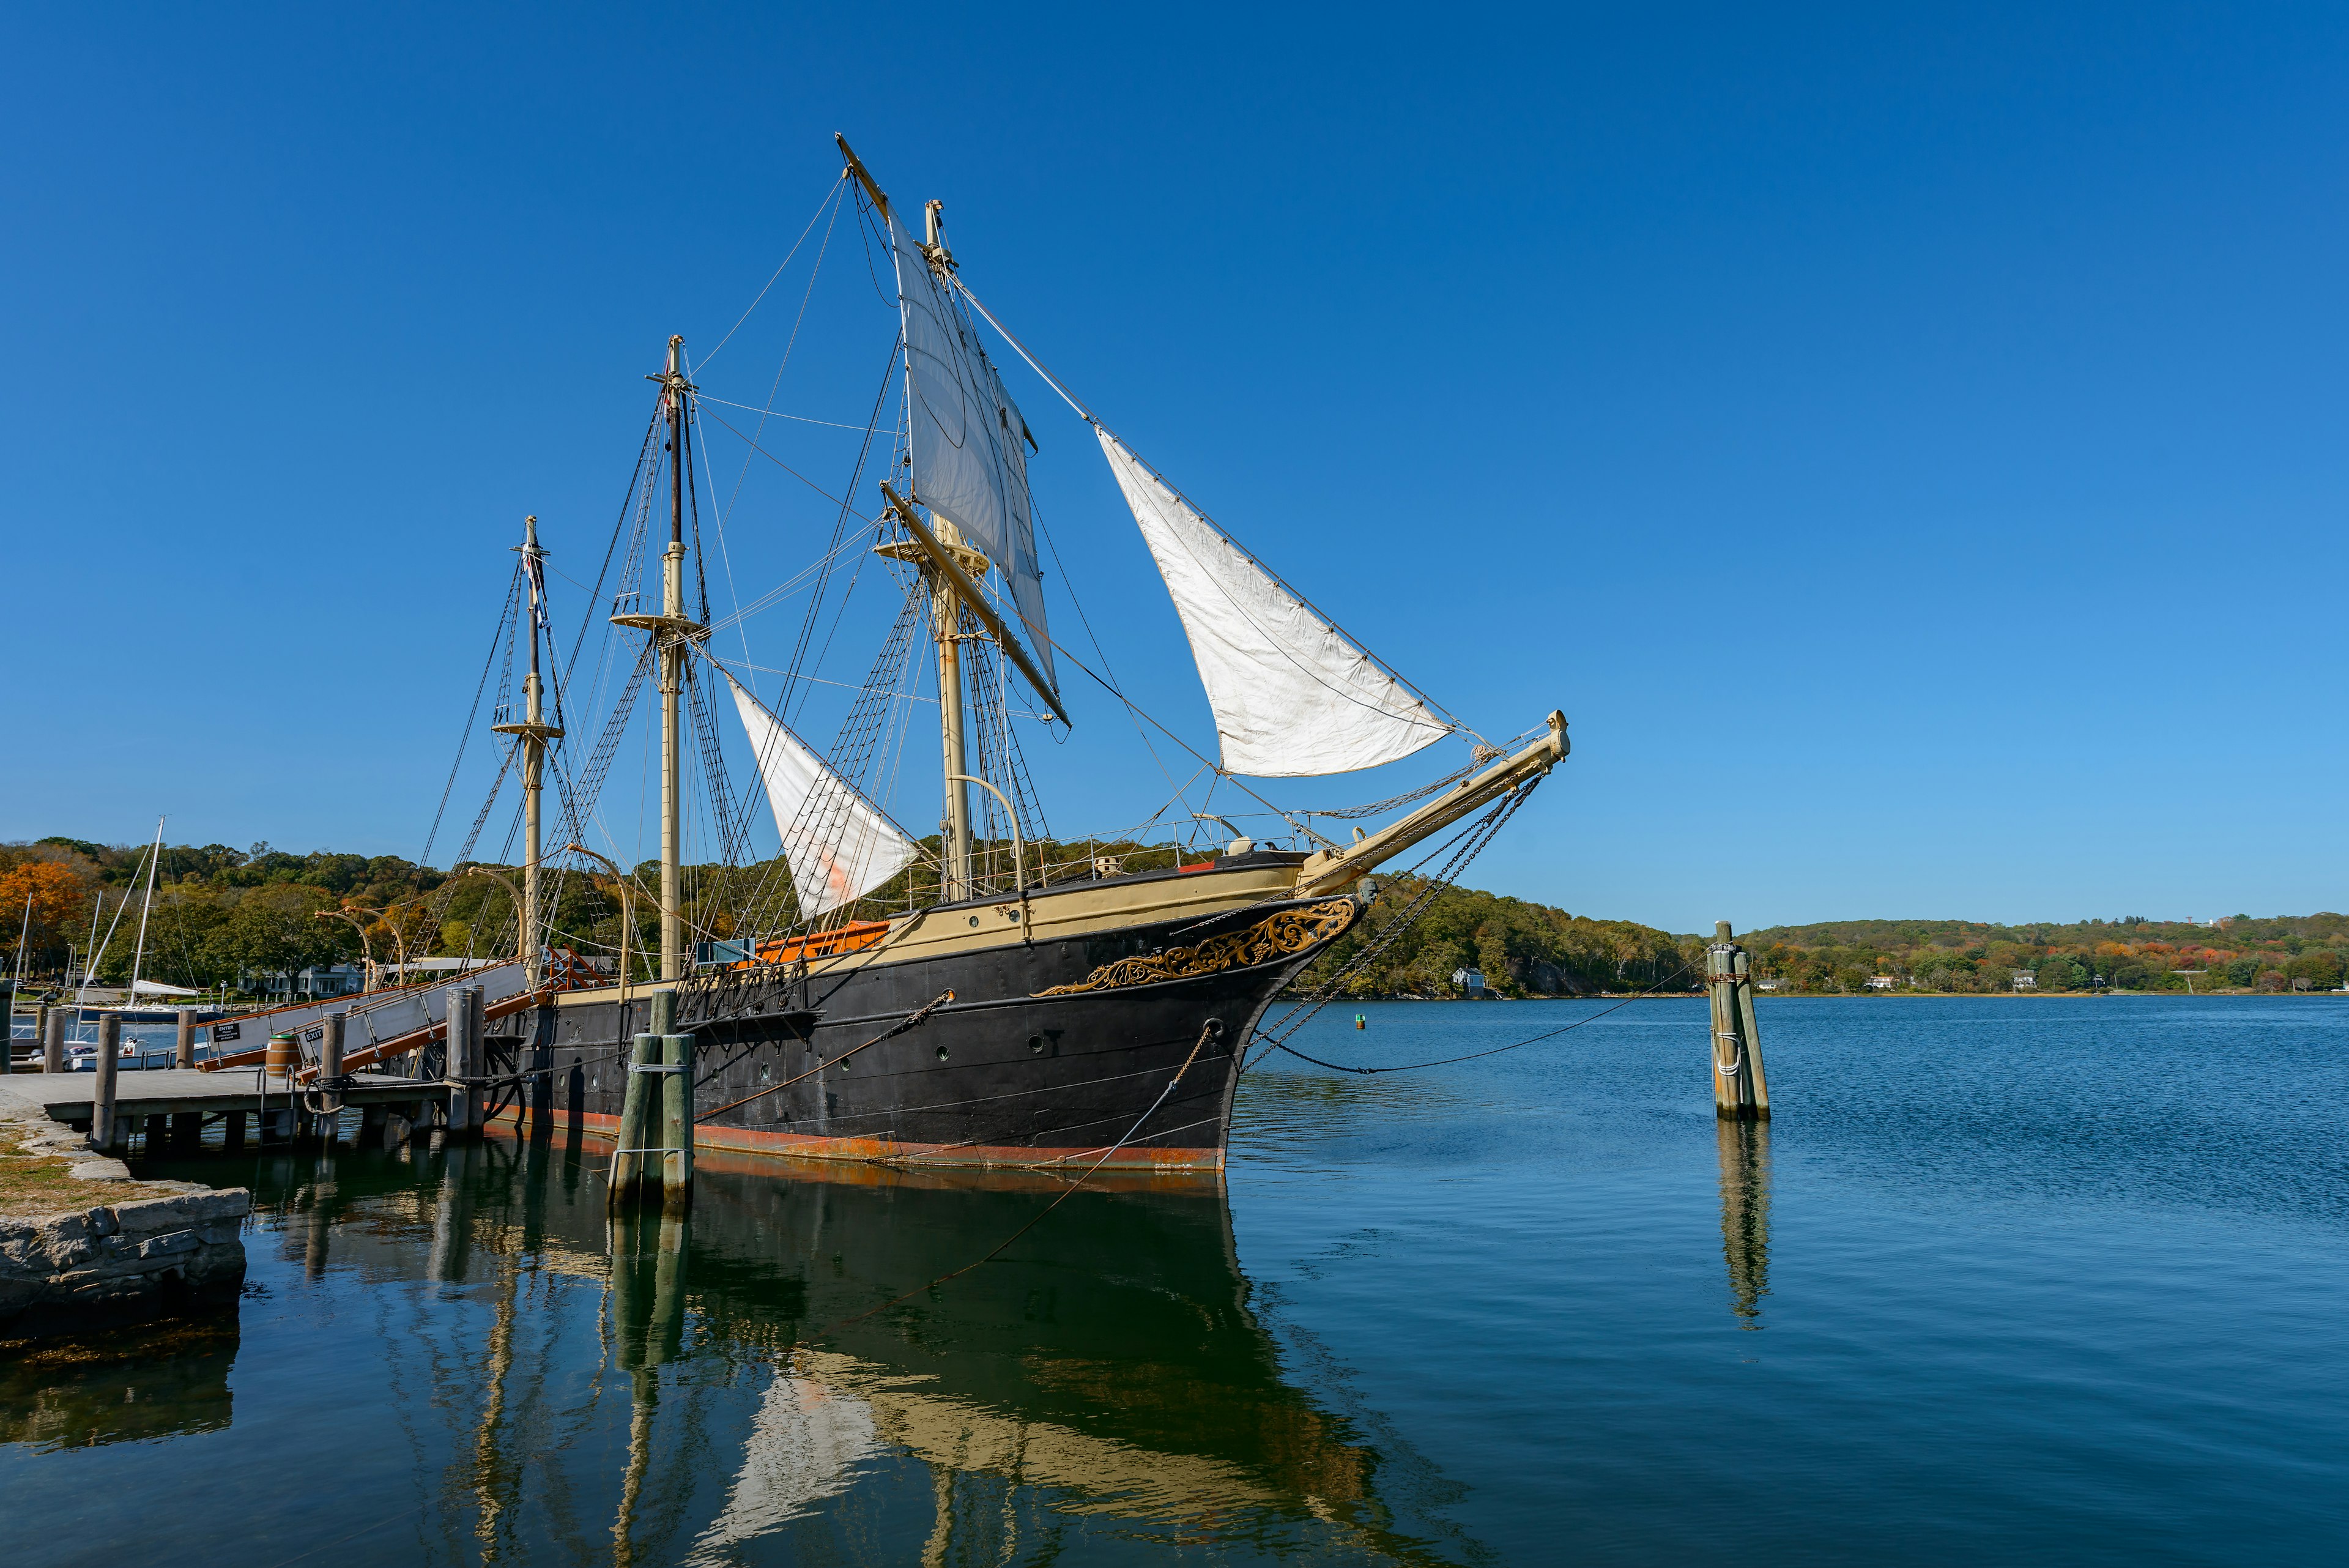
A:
1034,900,1358,997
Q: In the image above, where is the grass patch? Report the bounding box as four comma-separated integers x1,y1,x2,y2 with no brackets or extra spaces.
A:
0,1128,181,1220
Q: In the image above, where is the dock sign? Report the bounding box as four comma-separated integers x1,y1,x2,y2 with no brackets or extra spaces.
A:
210,1021,242,1044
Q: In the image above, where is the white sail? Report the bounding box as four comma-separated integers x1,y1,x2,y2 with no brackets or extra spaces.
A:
724,672,919,920
1097,429,1452,778
889,217,1058,696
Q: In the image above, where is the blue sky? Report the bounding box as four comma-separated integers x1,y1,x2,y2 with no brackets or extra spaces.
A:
4,3,2343,932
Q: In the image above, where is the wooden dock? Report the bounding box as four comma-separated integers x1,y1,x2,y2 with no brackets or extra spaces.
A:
0,1068,450,1153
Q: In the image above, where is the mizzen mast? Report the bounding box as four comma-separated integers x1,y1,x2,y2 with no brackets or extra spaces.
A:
493,514,563,986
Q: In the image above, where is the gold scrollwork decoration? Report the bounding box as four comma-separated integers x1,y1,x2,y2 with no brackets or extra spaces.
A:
1034,899,1359,997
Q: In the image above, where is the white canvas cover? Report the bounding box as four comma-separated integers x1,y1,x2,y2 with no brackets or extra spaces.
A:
1097,429,1452,777
724,672,920,921
889,218,1057,696
129,978,201,997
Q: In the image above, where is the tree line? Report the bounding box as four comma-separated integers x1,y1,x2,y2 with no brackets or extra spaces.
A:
1735,914,2349,994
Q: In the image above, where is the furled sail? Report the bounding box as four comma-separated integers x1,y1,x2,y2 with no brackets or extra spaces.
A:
723,672,919,920
1097,429,1453,778
889,217,1058,698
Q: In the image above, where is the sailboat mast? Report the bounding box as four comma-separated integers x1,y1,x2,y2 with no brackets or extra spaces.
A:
524,516,546,986
933,525,974,902
660,335,688,980
919,199,975,902
609,338,703,975
495,515,565,988
126,814,163,1003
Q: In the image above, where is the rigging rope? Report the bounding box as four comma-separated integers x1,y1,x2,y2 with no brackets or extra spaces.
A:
1249,779,1542,1053
1262,968,1697,1076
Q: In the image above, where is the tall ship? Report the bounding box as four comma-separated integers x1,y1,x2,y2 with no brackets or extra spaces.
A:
212,138,1566,1172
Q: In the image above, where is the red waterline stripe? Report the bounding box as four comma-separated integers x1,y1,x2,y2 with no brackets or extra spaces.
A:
485,1104,1223,1172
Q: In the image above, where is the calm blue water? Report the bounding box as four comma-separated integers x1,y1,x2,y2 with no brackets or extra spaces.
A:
2,996,2342,1564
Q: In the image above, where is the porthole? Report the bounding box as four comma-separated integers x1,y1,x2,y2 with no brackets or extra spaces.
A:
1028,1035,1045,1055
936,1046,950,1062
968,915,980,927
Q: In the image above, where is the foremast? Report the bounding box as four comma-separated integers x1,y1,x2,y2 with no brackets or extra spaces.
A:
841,134,1066,908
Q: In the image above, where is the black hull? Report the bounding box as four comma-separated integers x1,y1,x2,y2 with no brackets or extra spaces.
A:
492,893,1357,1172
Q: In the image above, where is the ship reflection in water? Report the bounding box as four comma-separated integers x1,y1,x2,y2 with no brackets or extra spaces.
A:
25,1131,1472,1566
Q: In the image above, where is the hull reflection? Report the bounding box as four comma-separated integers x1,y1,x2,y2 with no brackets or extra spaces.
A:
554,1138,1438,1561
87,1130,1470,1562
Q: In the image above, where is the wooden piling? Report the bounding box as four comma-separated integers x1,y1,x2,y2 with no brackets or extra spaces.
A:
42,1006,65,1074
608,1033,659,1211
92,1015,121,1151
659,1033,693,1213
1707,921,1770,1120
607,990,675,1213
143,1113,168,1152
175,1007,197,1069
225,1110,247,1152
318,1011,345,1144
443,984,477,1137
171,1110,202,1149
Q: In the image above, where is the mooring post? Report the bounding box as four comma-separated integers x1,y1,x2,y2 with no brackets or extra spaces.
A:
0,987,13,1075
443,984,476,1138
1708,921,1770,1120
609,1033,659,1211
175,1006,197,1069
317,1010,345,1145
659,1032,694,1213
92,1014,121,1152
609,992,675,1212
466,985,486,1129
43,1005,65,1074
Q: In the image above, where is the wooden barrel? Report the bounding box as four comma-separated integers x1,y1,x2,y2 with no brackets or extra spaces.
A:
265,1030,299,1082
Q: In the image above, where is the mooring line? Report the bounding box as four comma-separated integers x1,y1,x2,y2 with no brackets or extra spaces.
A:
693,990,953,1123
1256,956,1703,1076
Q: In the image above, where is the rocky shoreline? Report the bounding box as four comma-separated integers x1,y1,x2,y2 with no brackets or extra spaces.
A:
0,1097,249,1340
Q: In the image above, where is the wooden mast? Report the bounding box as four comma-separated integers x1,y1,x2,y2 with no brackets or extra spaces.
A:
612,338,703,978
841,135,1072,900
840,135,976,901
659,338,688,978
494,515,563,987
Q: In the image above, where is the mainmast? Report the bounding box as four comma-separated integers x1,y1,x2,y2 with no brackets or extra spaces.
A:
612,336,703,979
494,515,563,987
125,814,163,1001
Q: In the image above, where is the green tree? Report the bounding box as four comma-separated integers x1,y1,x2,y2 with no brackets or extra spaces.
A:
2037,956,2088,991
2285,951,2342,990
201,885,351,991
